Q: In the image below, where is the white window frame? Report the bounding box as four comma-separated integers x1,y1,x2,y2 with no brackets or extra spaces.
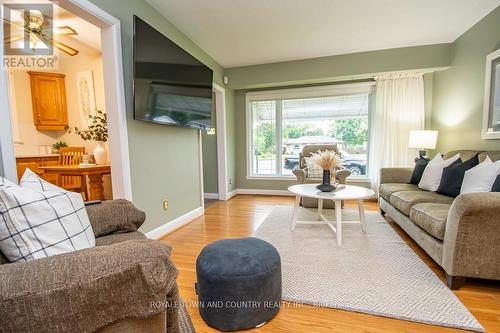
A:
246,82,375,181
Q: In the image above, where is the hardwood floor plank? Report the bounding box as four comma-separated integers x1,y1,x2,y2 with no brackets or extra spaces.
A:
161,195,500,332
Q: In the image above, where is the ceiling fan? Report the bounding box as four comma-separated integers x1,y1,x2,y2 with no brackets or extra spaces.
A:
3,10,80,56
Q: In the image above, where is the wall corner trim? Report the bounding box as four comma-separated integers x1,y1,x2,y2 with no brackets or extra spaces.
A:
204,192,219,199
145,206,204,240
227,189,238,199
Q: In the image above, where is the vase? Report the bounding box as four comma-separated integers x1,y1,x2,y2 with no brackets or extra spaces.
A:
316,169,336,192
93,141,107,165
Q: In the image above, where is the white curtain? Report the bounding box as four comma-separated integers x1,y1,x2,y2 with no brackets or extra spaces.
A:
368,72,425,189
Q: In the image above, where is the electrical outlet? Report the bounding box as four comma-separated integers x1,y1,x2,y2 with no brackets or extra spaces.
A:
162,199,169,211
229,177,233,185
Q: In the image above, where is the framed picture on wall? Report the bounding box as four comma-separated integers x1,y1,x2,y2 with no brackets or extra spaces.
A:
482,48,500,139
76,70,97,130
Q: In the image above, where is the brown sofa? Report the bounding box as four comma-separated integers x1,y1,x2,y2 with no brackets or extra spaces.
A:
0,199,187,333
293,144,351,208
379,150,500,289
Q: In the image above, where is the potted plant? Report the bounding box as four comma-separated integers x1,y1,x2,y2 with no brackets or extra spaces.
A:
52,141,68,154
309,150,343,192
70,110,108,165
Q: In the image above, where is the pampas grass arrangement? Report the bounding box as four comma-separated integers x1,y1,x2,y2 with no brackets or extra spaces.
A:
309,149,343,170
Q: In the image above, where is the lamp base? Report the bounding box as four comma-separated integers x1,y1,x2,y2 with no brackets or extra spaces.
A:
414,150,428,162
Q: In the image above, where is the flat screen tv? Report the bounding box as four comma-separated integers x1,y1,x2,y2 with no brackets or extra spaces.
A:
133,16,213,130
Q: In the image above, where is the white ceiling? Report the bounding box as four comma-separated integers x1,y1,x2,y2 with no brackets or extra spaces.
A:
55,6,101,54
145,0,500,68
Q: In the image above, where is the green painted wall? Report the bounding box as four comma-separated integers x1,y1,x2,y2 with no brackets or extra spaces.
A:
225,44,451,90
432,6,500,152
90,0,229,233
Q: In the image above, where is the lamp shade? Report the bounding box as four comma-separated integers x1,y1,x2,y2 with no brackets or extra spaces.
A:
408,130,438,149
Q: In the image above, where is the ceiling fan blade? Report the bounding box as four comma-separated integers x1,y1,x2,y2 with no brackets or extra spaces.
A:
4,35,24,43
2,17,24,27
48,39,79,56
54,25,77,36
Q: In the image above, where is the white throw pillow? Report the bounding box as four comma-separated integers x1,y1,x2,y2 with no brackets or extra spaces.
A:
0,177,17,188
0,169,95,262
460,157,500,194
19,168,62,192
418,153,460,192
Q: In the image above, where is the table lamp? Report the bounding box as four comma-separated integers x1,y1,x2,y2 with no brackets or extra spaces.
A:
408,130,438,162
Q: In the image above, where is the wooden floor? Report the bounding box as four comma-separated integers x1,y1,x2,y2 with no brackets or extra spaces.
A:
161,195,500,333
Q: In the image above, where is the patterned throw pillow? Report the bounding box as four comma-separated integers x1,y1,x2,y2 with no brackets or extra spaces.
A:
0,169,95,262
305,157,323,178
19,168,62,192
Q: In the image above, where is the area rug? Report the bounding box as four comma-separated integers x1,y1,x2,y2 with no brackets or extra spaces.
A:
179,298,195,333
253,206,484,332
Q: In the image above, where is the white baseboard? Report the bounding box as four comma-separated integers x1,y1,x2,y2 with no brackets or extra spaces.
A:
227,189,238,199
236,188,294,196
145,206,204,240
204,192,219,199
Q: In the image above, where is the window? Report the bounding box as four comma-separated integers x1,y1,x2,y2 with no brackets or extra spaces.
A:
247,83,374,179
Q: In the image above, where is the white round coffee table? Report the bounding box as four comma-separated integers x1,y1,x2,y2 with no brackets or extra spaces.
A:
288,184,375,245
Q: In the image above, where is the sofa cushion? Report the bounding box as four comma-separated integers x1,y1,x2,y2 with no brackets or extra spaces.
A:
410,203,451,240
379,183,421,201
389,191,454,216
479,151,500,162
95,231,146,246
0,239,177,333
444,150,482,162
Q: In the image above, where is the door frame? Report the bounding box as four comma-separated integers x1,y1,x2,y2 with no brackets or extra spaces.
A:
0,0,133,200
213,82,229,201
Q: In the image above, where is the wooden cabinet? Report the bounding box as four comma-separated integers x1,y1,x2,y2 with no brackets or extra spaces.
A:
16,156,59,183
28,71,68,131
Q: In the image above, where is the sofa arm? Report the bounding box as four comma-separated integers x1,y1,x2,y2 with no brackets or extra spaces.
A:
293,169,306,183
443,192,500,280
85,199,146,237
0,239,178,333
336,169,351,184
379,168,413,184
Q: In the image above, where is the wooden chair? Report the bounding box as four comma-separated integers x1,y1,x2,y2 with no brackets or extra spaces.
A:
58,147,87,199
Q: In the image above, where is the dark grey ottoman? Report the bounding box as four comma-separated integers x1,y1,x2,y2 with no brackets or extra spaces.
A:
196,237,281,331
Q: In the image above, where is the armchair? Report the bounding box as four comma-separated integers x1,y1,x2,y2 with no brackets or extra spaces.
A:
292,144,351,208
0,199,189,333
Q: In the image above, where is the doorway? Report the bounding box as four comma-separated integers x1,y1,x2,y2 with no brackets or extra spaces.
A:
199,82,228,210
202,91,219,209
0,0,131,200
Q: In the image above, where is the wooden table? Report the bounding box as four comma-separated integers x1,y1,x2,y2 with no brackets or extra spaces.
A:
288,184,375,246
39,164,111,201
